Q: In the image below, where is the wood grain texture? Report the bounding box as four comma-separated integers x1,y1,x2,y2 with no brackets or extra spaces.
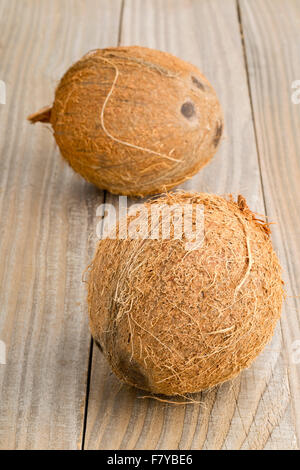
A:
0,0,122,449
239,0,300,445
84,0,297,450
0,0,299,450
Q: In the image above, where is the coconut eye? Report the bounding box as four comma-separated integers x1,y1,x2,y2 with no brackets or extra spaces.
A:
181,101,195,119
191,75,205,91
213,120,223,147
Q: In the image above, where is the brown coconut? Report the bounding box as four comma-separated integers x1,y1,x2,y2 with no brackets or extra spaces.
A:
87,192,284,396
27,46,223,197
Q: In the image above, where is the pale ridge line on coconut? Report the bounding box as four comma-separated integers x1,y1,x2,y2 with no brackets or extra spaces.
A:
98,55,182,163
206,325,235,335
234,212,253,298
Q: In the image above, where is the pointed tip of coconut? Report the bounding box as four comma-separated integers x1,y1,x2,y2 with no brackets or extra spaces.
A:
236,193,272,237
27,105,52,124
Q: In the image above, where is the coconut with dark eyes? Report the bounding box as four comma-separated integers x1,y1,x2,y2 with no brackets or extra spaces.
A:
28,46,223,197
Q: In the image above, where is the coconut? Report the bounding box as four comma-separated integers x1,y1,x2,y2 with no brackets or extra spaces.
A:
27,46,223,197
87,192,284,396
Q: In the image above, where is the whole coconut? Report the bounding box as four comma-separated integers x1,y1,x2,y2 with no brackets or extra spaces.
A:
87,192,283,396
28,46,223,197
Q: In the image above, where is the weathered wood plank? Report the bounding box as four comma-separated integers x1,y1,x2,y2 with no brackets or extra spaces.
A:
0,0,122,449
84,0,296,449
239,0,300,446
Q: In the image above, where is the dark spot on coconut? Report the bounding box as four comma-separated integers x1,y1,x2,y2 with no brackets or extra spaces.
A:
94,339,103,353
118,353,149,389
181,101,195,119
213,121,223,147
191,76,205,91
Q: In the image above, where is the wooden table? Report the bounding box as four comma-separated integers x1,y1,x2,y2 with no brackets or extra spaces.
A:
0,0,299,450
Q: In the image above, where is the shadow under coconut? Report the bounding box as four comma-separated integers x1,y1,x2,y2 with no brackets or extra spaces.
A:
85,323,285,450
86,342,221,449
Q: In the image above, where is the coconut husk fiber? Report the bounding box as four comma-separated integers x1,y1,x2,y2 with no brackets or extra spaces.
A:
27,46,223,197
87,192,284,396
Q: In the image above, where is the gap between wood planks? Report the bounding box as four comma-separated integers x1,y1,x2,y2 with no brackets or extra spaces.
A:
237,0,299,448
236,0,267,214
